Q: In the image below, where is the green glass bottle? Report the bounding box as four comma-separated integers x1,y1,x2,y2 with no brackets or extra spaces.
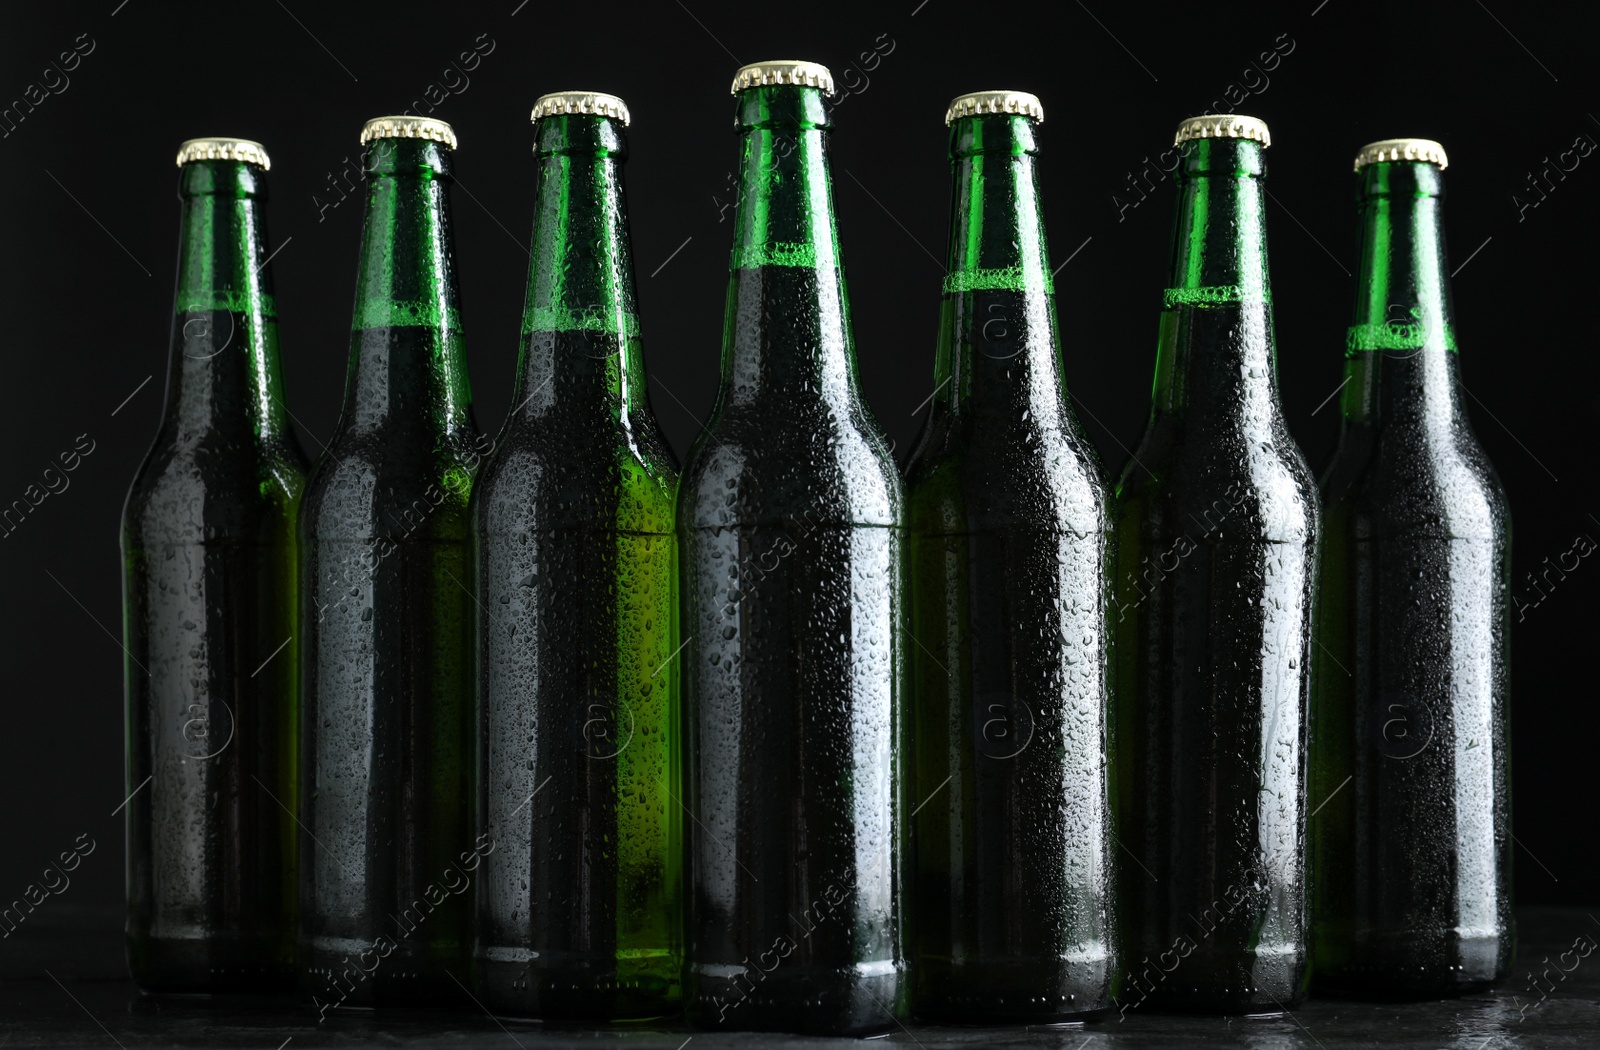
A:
1311,138,1513,997
298,116,484,1010
903,90,1117,1023
473,91,680,1020
678,60,904,1036
123,138,307,992
1112,115,1318,1013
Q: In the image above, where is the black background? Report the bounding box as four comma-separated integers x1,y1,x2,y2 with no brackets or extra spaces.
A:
1,0,1593,924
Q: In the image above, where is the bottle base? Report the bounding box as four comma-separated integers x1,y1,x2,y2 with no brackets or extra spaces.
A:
1113,943,1307,1016
684,960,903,1035
129,934,294,995
300,934,470,1010
478,956,678,1021
1313,950,1507,1000
1312,926,1510,1000
912,955,1115,1024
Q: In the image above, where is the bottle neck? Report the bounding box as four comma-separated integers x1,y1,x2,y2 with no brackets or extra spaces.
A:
931,113,1059,418
164,160,289,445
344,138,472,433
1339,161,1461,432
512,114,648,420
1151,137,1279,421
721,85,856,406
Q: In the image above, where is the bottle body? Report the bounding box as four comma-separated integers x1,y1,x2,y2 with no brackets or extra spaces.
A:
473,110,681,1019
678,395,902,1035
1112,134,1318,1012
1311,159,1513,997
904,111,1116,1023
298,135,483,1008
123,157,307,992
678,81,904,1036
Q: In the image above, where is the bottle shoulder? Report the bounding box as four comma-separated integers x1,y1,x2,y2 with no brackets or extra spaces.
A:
905,419,1110,537
480,407,678,473
1321,423,1510,541
310,419,483,473
678,401,901,528
124,431,306,542
300,428,483,538
472,416,678,534
1115,421,1319,544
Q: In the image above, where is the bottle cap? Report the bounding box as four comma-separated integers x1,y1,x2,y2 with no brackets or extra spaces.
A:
175,137,271,170
531,91,631,126
359,115,458,149
944,90,1044,125
730,60,834,96
1174,114,1271,148
1353,137,1448,172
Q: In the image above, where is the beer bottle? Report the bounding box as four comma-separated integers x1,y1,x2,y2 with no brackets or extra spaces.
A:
299,116,485,1009
678,60,904,1035
123,138,308,992
1310,138,1513,996
1111,115,1319,1012
473,91,680,1019
903,91,1117,1023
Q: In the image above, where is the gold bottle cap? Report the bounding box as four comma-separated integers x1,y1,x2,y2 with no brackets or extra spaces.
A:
1353,137,1448,172
1174,114,1271,148
175,137,271,170
730,60,834,96
944,90,1044,125
359,115,458,149
530,90,631,125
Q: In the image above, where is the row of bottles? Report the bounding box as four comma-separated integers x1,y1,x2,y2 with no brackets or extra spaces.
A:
121,61,1512,1034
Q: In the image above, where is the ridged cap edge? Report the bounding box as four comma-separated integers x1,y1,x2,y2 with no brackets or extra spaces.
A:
944,90,1044,125
359,115,458,149
730,60,834,96
176,137,270,170
1174,114,1271,148
531,91,631,126
1353,137,1448,172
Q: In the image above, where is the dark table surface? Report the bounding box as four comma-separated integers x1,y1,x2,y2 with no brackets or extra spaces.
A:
3,905,1595,1048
